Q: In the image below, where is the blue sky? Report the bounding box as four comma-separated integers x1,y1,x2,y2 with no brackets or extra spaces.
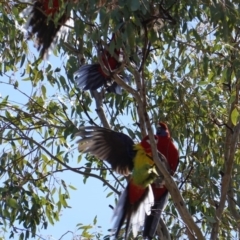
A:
0,22,166,239
37,172,115,239
0,47,120,240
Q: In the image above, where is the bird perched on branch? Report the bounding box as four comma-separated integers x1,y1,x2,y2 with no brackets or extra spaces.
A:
143,122,179,239
75,123,174,239
21,0,74,58
74,34,128,94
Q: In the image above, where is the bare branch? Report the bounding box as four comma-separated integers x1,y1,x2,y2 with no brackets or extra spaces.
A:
59,230,74,240
90,90,111,129
157,218,172,240
1,116,119,194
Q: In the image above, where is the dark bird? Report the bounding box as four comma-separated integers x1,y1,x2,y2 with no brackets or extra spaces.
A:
74,35,128,94
22,0,73,58
75,123,175,239
75,126,162,239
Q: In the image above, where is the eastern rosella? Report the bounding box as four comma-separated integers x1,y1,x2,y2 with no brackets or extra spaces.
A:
74,35,127,94
75,125,171,239
143,122,179,239
21,0,74,58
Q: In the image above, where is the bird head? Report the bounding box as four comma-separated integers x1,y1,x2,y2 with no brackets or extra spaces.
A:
156,122,170,137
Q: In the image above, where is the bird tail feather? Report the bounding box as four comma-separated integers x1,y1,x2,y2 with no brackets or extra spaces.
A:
112,185,154,239
143,191,169,239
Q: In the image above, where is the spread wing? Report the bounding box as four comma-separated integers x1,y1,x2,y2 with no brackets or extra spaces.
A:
74,64,107,91
75,126,136,175
22,0,71,58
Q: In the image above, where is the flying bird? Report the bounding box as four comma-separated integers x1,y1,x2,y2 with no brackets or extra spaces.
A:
75,124,172,239
21,0,74,58
74,35,127,94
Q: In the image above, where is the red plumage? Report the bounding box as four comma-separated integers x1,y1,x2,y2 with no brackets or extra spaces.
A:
128,180,147,205
74,36,127,94
143,122,179,239
42,0,61,15
157,122,179,175
112,136,159,239
151,183,168,200
22,0,73,58
98,48,120,78
75,123,178,239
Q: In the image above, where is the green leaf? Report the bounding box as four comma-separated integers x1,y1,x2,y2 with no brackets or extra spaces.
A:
93,215,97,225
205,216,217,223
68,185,77,190
231,108,239,126
20,232,24,240
41,85,46,99
7,198,18,209
128,0,140,11
106,192,113,198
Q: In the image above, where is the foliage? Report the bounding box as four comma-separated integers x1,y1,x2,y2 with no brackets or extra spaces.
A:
0,0,240,239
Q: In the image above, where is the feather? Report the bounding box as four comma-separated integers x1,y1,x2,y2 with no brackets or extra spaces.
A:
144,184,154,216
20,0,73,58
131,185,154,237
112,185,154,239
75,126,166,239
156,122,179,175
74,64,130,94
75,126,135,175
74,64,107,91
142,122,179,239
143,190,169,239
112,188,128,232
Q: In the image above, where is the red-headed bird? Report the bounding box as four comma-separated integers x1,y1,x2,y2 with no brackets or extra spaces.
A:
74,35,128,94
75,124,171,239
75,127,157,238
21,0,74,58
143,122,179,239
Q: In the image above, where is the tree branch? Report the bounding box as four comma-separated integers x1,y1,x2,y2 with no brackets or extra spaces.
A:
90,90,111,129
143,110,204,239
1,117,119,194
157,218,172,240
210,78,240,239
227,178,240,228
112,69,205,238
210,122,240,239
